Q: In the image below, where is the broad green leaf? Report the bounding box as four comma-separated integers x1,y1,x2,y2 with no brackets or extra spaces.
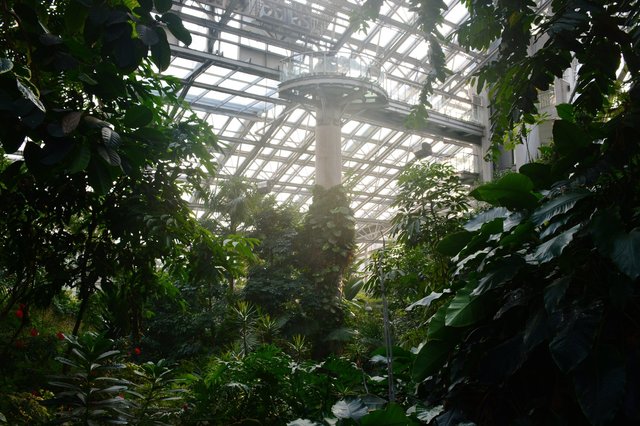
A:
445,283,487,327
136,24,159,46
464,207,509,231
527,224,581,264
331,399,368,420
150,28,171,70
406,290,450,311
437,230,473,256
88,159,113,194
470,173,538,210
472,255,524,296
101,127,121,148
412,339,454,382
611,229,640,280
519,162,553,190
62,111,83,134
574,346,625,426
549,304,602,373
556,103,575,122
123,105,154,128
530,190,590,226
161,12,192,45
553,120,590,156
0,58,13,74
16,79,45,112
361,403,417,425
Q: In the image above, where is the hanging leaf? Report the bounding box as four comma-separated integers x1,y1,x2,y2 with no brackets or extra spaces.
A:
160,12,192,46
331,399,369,420
406,290,450,311
611,229,640,280
519,162,553,190
412,339,454,382
437,231,474,256
16,79,45,112
150,27,171,71
62,111,83,134
470,173,538,210
574,346,626,426
549,303,602,373
530,190,590,226
101,127,121,148
543,276,570,315
0,58,13,74
136,24,159,46
464,207,509,231
67,144,91,173
123,105,154,128
472,255,525,296
527,224,581,265
445,283,488,327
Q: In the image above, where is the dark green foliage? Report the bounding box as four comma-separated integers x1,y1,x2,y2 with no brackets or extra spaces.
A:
411,105,640,424
296,186,356,353
47,332,130,425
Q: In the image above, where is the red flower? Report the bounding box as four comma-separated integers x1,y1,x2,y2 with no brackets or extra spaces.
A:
133,347,141,355
30,328,39,337
15,309,24,319
56,331,65,340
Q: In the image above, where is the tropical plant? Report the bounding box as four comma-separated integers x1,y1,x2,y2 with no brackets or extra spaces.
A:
0,0,249,351
46,332,130,425
127,359,186,426
396,0,640,424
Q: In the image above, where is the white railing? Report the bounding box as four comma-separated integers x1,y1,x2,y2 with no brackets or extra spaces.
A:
280,51,387,90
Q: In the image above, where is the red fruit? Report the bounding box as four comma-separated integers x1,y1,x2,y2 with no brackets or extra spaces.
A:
30,328,39,337
134,347,141,355
15,309,24,319
56,331,65,340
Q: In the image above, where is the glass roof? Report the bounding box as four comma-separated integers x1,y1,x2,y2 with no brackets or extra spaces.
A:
169,0,487,253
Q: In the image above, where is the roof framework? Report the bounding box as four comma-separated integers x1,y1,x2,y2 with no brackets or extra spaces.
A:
169,0,488,252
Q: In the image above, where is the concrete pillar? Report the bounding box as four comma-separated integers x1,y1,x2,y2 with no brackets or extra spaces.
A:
315,105,342,188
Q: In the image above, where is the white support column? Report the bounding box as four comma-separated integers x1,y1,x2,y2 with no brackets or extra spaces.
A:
315,105,342,188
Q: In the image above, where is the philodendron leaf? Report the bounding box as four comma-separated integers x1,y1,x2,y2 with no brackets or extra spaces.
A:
530,190,591,226
464,207,509,231
527,224,581,265
406,290,450,311
549,303,602,373
470,173,538,210
472,255,525,296
331,399,368,420
412,339,454,382
574,345,626,426
361,403,417,425
611,229,640,280
437,231,474,256
445,283,488,327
